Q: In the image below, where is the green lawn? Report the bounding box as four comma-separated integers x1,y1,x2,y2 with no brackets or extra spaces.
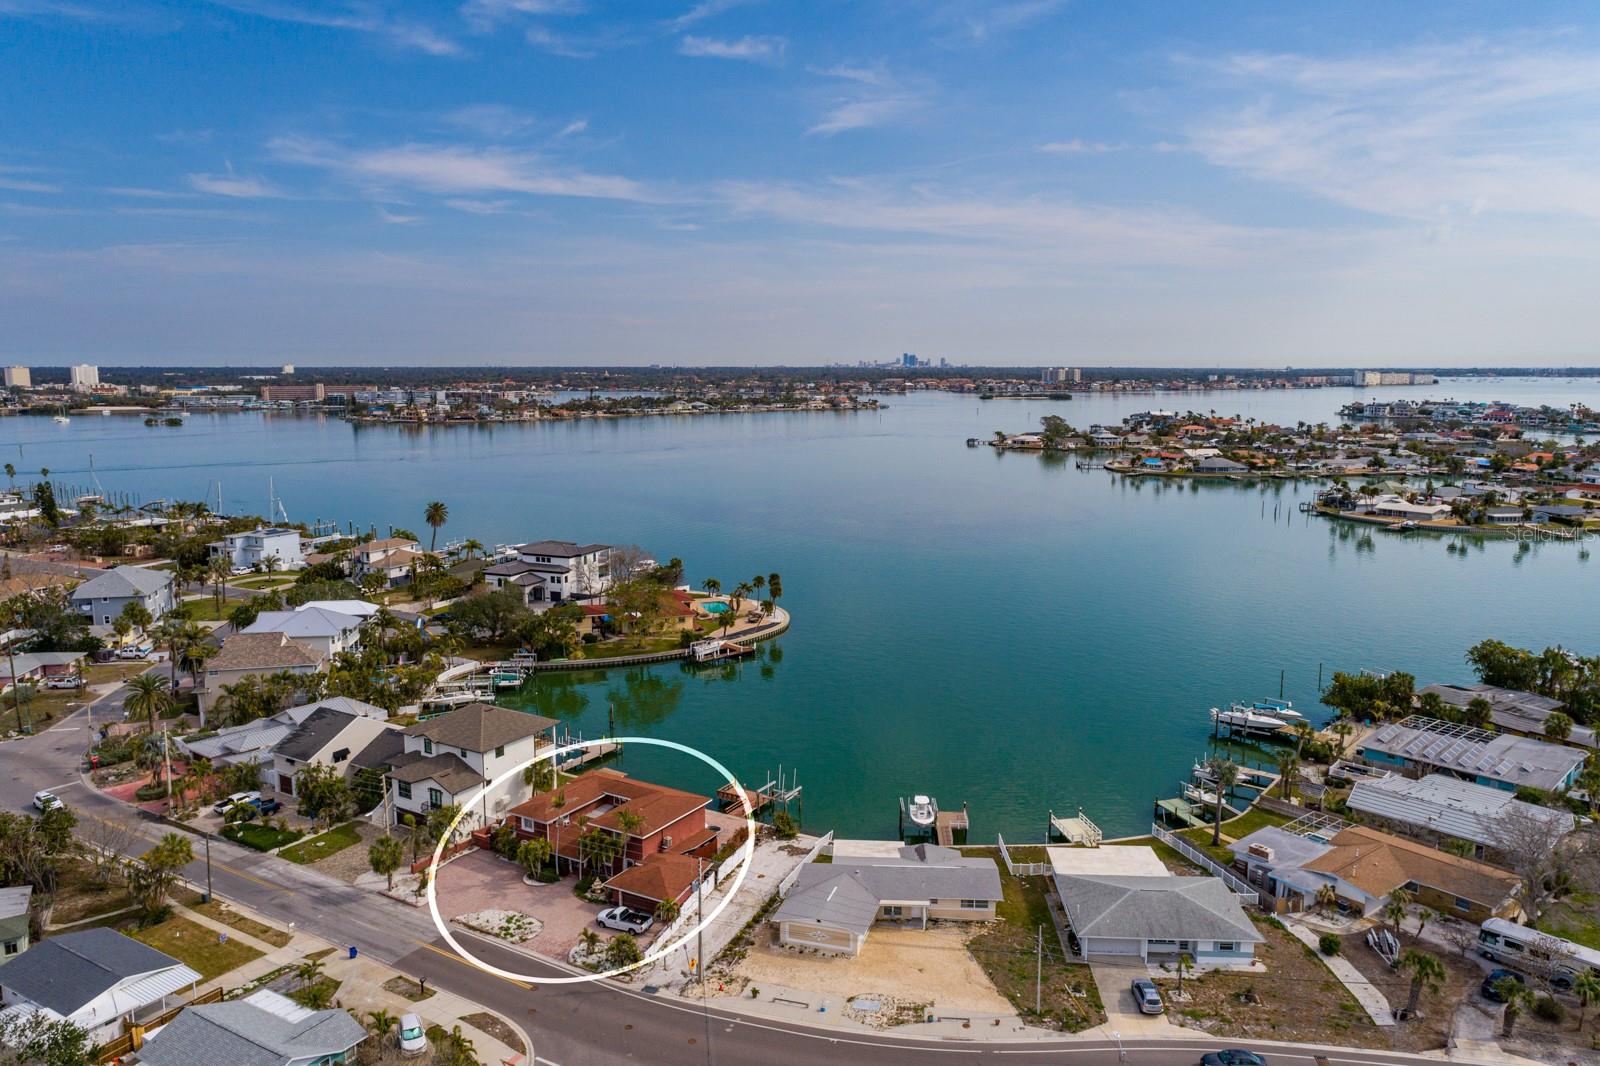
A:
577,636,684,659
178,596,236,621
220,823,304,852
130,915,263,980
1537,895,1600,950
1177,804,1292,863
279,822,363,865
180,896,293,948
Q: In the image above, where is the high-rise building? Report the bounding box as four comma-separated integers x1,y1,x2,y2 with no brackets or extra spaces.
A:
3,366,30,388
69,364,99,392
901,352,918,368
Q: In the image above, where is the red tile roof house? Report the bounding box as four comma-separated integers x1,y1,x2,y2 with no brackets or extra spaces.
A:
505,769,720,911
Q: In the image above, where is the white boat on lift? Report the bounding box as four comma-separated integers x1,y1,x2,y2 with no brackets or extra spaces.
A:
1211,705,1290,735
905,794,938,828
1247,698,1304,722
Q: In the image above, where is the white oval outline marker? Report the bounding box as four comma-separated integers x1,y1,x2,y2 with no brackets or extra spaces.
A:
424,735,757,985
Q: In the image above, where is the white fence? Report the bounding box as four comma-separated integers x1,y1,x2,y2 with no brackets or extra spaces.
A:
777,830,834,897
1151,824,1261,902
997,833,1050,876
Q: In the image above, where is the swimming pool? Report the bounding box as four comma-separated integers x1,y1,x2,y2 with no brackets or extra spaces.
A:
703,601,730,614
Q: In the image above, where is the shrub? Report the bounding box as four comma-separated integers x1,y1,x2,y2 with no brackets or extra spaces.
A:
1533,993,1565,1023
771,811,798,840
1318,933,1341,956
134,782,168,802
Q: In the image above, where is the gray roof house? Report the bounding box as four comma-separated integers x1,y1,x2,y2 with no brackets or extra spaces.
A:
0,927,201,1043
69,565,176,626
178,698,388,783
266,706,396,800
1419,682,1595,748
1356,715,1587,794
0,886,30,959
772,844,1002,956
1346,773,1576,857
137,988,366,1066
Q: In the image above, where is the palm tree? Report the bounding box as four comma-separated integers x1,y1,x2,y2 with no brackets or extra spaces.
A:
1274,750,1298,800
578,828,621,877
1397,949,1444,1018
702,577,720,596
1383,888,1413,940
294,956,325,991
1574,970,1600,1032
655,897,680,924
615,809,645,839
1205,757,1238,846
424,501,448,552
1175,951,1192,997
1413,907,1437,939
368,834,404,890
207,556,231,611
1498,977,1529,1037
126,674,172,734
732,581,753,612
751,575,765,597
578,927,602,958
365,1008,398,1048
461,539,483,560
2,463,12,490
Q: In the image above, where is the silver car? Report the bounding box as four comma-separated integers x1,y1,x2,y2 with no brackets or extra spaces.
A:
397,1012,427,1057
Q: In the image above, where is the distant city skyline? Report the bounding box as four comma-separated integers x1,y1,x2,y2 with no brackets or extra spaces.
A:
5,2,1600,366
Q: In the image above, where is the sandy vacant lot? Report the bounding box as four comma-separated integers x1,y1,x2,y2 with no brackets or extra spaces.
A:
729,925,1013,1016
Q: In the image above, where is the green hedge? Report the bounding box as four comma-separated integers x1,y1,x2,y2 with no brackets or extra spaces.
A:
221,823,304,852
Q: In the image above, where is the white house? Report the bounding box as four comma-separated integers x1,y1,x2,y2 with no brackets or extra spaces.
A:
69,566,176,626
386,702,559,829
0,928,201,1045
350,537,424,587
1048,846,1262,967
1369,495,1451,521
243,606,366,657
481,540,617,609
208,527,306,571
267,705,397,798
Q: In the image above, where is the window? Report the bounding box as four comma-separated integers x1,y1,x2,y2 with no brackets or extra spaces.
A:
423,739,433,755
1403,881,1420,893
332,748,349,763
429,788,444,808
520,817,534,832
881,905,903,918
495,745,505,758
1217,942,1236,952
3,939,19,956
959,899,988,910
1455,897,1472,911
397,781,412,800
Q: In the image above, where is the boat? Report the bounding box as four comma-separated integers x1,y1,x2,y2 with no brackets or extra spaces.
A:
1247,698,1304,722
1211,705,1291,735
905,794,938,828
1387,520,1419,532
1182,782,1221,806
490,669,525,689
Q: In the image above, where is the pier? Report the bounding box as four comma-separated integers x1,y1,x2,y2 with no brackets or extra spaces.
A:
1047,808,1103,847
718,767,803,825
934,806,969,847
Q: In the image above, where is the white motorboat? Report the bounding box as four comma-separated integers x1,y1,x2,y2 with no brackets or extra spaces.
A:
1211,705,1290,735
905,794,938,828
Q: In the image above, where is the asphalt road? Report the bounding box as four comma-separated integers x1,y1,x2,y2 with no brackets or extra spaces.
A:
0,691,1489,1066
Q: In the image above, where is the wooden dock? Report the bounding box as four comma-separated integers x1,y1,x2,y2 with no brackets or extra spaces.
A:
935,807,969,847
1048,808,1103,847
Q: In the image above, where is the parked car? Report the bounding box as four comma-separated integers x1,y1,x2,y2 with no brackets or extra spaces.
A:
44,675,85,690
596,906,654,934
397,1012,427,1057
212,790,262,814
255,798,283,815
1201,1052,1266,1066
116,644,154,660
230,566,253,576
1131,977,1164,1015
32,790,62,813
1481,968,1526,1002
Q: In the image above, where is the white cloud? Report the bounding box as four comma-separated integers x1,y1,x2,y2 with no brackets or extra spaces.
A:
188,172,283,198
679,34,784,64
270,137,659,203
1182,39,1600,223
211,1,460,56
376,206,420,224
0,176,58,193
443,104,536,138
557,119,588,138
806,61,928,135
808,62,890,87
460,0,585,31
807,96,919,136
1037,139,1122,155
444,198,516,214
665,0,754,31
925,0,1065,46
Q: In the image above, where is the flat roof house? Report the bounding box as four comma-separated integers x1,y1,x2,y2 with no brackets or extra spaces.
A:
1419,682,1595,748
507,768,719,909
0,927,201,1044
1049,846,1261,966
70,565,176,626
208,527,306,571
387,703,559,830
1356,715,1587,793
1347,773,1576,860
137,988,366,1066
1229,823,1521,923
772,844,1002,957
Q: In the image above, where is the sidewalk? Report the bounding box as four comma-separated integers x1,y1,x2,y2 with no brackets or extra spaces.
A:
1282,918,1395,1027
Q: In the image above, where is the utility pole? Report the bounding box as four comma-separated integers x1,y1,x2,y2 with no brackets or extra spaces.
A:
203,833,213,903
1035,924,1042,1014
162,729,173,809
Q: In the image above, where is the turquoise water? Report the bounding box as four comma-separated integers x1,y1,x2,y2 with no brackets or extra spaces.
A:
702,602,730,615
7,377,1599,840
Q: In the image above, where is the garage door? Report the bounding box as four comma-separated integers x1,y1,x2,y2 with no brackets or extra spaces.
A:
1086,937,1143,956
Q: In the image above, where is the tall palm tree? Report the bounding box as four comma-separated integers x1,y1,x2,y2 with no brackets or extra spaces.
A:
1574,970,1600,1032
1383,888,1413,939
424,501,448,552
702,577,720,596
1205,757,1238,846
732,581,753,611
1398,949,1445,1017
461,539,483,560
207,556,231,611
126,674,172,734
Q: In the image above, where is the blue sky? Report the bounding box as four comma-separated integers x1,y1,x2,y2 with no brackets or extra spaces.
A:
4,1,1600,366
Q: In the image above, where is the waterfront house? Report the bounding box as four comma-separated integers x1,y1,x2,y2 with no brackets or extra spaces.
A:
506,768,719,906
1370,495,1451,521
1228,824,1521,923
267,705,397,799
198,633,325,721
1346,773,1575,862
0,887,30,958
481,540,620,609
1355,715,1586,793
1048,846,1261,966
350,537,423,587
772,844,1002,957
70,565,176,626
243,605,366,657
1418,683,1594,748
207,527,306,571
1484,506,1525,525
0,927,201,1045
136,988,366,1066
1192,456,1249,474
387,703,558,829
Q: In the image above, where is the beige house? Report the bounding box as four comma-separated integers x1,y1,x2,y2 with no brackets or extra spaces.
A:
198,632,324,721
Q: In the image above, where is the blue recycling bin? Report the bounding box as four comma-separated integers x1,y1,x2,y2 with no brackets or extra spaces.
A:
348,946,358,959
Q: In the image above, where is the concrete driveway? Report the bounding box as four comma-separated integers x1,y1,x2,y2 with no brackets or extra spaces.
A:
434,849,632,960
1088,959,1174,1036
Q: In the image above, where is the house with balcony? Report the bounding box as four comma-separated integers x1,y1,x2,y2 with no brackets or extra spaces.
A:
69,565,175,626
482,539,617,609
207,527,306,571
385,703,559,829
350,536,424,588
506,768,720,910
